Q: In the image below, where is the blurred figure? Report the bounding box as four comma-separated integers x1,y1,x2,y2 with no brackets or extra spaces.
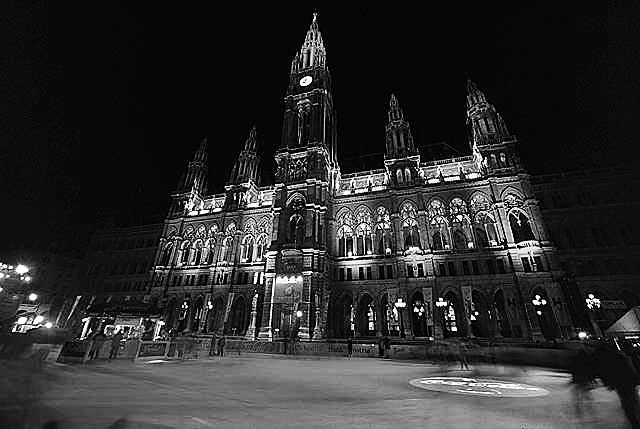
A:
89,331,106,360
218,336,226,356
458,341,470,370
570,345,597,419
377,336,384,358
347,337,353,358
109,330,123,360
595,340,640,428
383,336,391,359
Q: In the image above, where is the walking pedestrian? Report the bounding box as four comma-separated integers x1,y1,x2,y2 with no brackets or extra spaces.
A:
383,336,391,359
210,333,217,356
108,330,124,360
596,340,640,428
89,331,106,360
458,341,470,370
218,336,226,356
378,336,384,358
570,345,596,420
347,337,353,358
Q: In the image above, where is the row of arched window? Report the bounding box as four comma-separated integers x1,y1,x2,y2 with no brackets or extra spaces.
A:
335,197,536,256
159,233,269,267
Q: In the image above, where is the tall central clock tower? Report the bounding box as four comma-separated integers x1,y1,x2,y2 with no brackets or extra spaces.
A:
259,14,337,341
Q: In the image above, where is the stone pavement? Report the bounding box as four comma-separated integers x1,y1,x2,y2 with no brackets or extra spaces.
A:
3,354,632,429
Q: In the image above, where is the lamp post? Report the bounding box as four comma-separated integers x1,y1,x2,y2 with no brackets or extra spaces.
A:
394,298,407,339
532,294,548,339
0,263,38,333
585,293,603,338
435,297,448,339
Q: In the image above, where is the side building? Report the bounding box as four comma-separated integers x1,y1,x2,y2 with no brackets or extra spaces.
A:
71,223,163,339
532,165,640,335
149,15,574,343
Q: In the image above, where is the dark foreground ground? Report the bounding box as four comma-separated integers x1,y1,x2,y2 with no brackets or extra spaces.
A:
0,354,631,429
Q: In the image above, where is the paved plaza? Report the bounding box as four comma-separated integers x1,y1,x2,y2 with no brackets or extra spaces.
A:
1,354,632,428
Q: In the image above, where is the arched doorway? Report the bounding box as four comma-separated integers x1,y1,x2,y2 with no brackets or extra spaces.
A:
470,290,490,337
443,291,463,337
190,296,204,332
532,288,559,341
330,294,353,338
357,294,377,337
165,298,177,330
177,298,190,332
227,296,248,336
493,290,512,337
411,292,428,337
207,297,225,334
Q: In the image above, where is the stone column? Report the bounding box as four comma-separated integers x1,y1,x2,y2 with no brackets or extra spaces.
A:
245,293,259,340
312,292,322,340
297,274,312,339
258,275,275,341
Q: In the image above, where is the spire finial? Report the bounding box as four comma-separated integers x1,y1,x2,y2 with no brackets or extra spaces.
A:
313,12,318,23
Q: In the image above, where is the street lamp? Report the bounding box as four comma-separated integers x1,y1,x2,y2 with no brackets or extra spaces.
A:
28,293,38,302
394,298,407,339
585,293,603,337
435,298,448,338
531,294,547,316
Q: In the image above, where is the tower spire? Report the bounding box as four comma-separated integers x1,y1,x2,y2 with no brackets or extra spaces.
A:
290,13,326,72
385,93,415,158
466,79,511,147
229,126,261,186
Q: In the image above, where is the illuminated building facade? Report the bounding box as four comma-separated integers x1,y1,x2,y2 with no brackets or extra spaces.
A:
150,15,574,342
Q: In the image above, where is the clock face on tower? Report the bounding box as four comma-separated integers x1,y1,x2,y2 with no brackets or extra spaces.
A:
299,76,313,87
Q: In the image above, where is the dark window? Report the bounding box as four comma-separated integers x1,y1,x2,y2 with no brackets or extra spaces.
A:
462,261,470,275
223,273,228,284
407,264,414,278
487,259,496,274
347,268,353,281
534,256,544,271
472,260,480,275
438,263,446,276
448,262,457,276
497,259,506,274
359,267,364,280
339,268,345,281
521,258,532,273
386,265,393,279
378,265,385,280
366,266,372,280
172,276,178,287
417,263,425,277
203,274,209,285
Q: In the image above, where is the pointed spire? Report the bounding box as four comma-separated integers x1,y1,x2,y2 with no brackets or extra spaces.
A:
194,137,208,162
244,125,257,152
292,13,326,72
466,79,488,110
388,93,404,122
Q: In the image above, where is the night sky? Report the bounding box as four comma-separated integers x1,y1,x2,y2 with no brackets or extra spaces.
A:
1,2,633,259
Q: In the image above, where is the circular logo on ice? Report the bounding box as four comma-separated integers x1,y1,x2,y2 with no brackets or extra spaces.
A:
409,377,549,398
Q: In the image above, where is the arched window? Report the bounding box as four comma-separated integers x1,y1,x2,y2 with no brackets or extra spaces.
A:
430,216,449,250
396,169,404,185
401,202,420,250
161,243,173,266
451,213,473,250
222,236,234,262
374,206,393,255
470,193,491,213
255,234,267,261
428,199,446,218
241,235,254,262
509,210,535,243
474,212,498,247
404,167,411,184
354,207,373,255
192,240,203,265
205,238,216,264
289,215,304,246
180,241,190,264
337,226,354,257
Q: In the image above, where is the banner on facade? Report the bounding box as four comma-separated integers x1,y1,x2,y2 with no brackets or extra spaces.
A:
422,287,433,325
461,286,472,321
224,293,235,323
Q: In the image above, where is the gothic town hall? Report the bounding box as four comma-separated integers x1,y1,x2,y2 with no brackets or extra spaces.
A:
151,14,570,343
